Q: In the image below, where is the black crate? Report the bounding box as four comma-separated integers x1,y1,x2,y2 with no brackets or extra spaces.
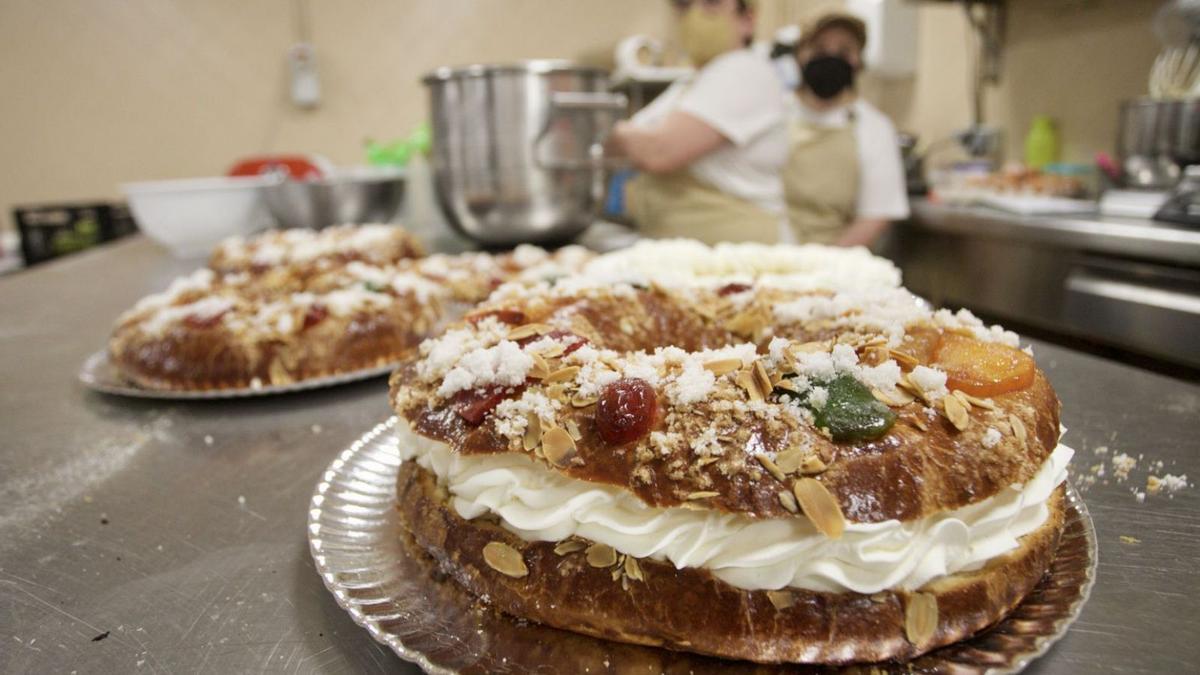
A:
13,202,137,266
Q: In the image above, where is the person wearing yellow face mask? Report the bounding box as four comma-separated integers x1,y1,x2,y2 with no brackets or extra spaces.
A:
609,0,788,245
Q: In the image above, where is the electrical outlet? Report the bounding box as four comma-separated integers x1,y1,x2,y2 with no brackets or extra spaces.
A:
288,42,320,109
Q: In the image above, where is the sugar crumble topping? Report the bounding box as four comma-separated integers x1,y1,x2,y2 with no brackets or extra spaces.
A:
982,427,1003,449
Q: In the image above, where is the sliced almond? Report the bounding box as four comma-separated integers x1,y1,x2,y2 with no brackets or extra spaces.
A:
766,590,795,610
793,478,845,539
897,373,933,405
544,365,580,383
818,446,835,464
889,349,920,370
942,394,970,431
528,353,551,380
774,448,805,474
778,490,799,513
545,383,569,402
753,360,774,400
697,456,721,467
963,393,996,410
483,541,528,578
952,389,973,410
541,427,577,467
571,392,598,408
735,369,765,402
905,593,938,646
872,386,915,408
564,418,583,441
522,413,541,451
756,454,786,482
536,342,566,359
506,323,550,341
554,539,587,555
685,491,721,500
703,357,743,376
910,415,929,432
774,378,801,394
623,555,644,581
724,309,764,336
791,340,831,355
585,543,618,568
1009,413,1027,443
798,455,828,475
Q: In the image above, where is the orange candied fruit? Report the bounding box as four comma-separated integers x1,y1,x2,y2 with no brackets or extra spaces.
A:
933,332,1035,397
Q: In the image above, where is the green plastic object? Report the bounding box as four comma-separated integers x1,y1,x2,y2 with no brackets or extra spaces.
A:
365,123,432,167
1024,115,1060,170
779,373,897,442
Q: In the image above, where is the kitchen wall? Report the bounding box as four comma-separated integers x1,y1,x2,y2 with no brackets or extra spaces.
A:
0,0,1164,235
870,0,1161,165
758,0,1160,165
0,0,674,232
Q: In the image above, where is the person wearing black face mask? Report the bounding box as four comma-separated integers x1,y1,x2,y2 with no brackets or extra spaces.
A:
781,13,909,247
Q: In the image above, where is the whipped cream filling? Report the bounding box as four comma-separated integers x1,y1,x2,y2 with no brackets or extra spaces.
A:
397,421,1072,594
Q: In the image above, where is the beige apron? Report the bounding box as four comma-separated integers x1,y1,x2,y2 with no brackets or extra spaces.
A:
782,115,859,244
626,170,780,245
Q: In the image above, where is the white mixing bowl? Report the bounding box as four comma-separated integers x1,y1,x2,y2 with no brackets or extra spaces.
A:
121,176,278,258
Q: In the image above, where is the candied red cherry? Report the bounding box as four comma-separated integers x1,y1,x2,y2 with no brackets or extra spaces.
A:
302,304,329,330
453,385,520,425
595,378,658,445
516,329,589,355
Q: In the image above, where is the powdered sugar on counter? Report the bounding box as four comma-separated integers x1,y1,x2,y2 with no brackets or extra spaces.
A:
1111,452,1137,481
1147,474,1190,497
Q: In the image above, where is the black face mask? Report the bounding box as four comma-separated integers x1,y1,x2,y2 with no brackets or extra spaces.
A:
801,55,855,100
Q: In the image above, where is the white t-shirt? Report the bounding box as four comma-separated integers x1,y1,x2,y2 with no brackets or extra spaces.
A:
788,97,910,221
631,50,788,214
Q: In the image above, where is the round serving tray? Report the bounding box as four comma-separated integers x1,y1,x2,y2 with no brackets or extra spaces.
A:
78,349,397,400
308,418,1098,674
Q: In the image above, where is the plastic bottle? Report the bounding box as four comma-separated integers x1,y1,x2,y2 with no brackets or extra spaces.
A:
1024,115,1060,170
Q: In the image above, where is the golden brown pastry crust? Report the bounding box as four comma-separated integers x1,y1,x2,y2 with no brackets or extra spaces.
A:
207,224,424,274
396,461,1065,665
389,285,1061,524
110,298,438,390
111,239,595,392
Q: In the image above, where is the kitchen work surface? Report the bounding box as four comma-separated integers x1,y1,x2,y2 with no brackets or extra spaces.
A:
2,236,1198,674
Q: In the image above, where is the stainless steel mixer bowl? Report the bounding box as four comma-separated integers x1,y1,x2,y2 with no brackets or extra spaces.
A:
424,61,626,247
263,168,405,229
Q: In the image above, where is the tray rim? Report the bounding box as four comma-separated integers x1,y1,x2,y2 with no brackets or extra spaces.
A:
307,416,1098,674
78,348,397,400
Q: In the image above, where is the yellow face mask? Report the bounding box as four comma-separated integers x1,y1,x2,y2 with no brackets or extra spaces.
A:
679,6,738,68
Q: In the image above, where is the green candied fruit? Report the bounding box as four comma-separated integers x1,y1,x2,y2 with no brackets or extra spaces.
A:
792,373,896,442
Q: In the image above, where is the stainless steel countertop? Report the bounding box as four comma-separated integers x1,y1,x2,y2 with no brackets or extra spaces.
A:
909,200,1200,266
2,234,1199,674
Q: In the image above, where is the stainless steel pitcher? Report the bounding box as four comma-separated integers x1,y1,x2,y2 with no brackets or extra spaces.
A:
423,61,627,247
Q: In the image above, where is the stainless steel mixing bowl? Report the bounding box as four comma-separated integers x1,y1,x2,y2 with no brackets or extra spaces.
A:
424,61,626,247
263,168,405,229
